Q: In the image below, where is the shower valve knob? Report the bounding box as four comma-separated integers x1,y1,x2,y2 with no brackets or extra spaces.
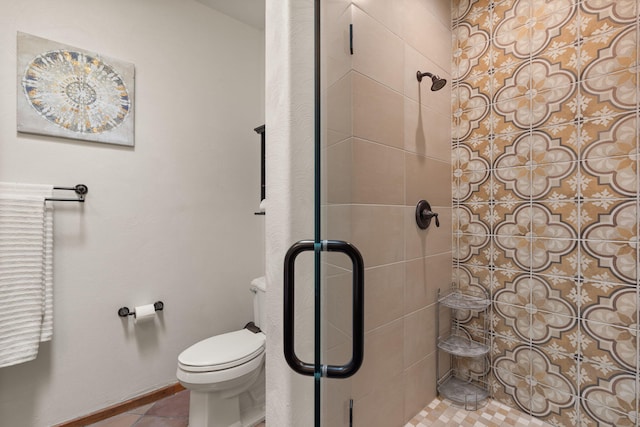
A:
415,200,440,229
425,211,440,227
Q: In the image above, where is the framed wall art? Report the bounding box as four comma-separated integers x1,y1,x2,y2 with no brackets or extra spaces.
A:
16,32,135,146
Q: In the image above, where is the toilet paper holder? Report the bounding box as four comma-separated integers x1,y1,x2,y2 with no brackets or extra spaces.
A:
118,301,164,318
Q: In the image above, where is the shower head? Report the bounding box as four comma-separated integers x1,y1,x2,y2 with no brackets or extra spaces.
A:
431,76,447,91
416,71,447,91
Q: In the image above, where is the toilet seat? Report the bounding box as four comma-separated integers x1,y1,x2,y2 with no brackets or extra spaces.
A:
178,329,265,373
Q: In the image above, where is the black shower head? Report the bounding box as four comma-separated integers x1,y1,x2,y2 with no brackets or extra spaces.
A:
431,76,447,91
416,71,447,91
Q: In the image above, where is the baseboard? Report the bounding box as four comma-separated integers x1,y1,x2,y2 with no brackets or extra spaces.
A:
53,382,185,427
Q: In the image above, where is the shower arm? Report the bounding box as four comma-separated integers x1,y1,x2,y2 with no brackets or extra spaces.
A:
416,71,434,82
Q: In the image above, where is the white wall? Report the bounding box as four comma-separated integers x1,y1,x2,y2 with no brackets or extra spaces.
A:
0,1,265,425
264,0,316,425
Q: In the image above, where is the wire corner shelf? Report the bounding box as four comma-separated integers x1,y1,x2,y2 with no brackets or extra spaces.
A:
436,285,492,410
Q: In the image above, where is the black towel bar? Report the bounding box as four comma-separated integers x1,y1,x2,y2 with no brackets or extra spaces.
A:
45,184,88,202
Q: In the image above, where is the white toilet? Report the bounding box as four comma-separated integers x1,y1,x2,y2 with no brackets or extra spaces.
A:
177,277,266,427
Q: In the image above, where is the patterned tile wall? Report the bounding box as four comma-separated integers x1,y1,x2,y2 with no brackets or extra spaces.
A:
451,0,639,426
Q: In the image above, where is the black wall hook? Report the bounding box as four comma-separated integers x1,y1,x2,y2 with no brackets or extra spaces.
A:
415,200,440,229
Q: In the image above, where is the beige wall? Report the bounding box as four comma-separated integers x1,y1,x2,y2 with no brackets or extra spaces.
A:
453,0,639,425
0,1,264,425
324,1,452,425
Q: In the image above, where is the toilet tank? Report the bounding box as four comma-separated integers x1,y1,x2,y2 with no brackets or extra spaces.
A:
250,276,267,330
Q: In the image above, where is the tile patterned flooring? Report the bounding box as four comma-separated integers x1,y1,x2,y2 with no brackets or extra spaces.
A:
89,390,548,426
87,390,190,427
85,389,267,427
406,398,552,427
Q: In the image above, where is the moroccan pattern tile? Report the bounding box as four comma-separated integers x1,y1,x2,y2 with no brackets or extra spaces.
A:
494,346,577,417
452,0,639,424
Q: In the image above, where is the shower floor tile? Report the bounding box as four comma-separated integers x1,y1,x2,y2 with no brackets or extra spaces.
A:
87,390,546,427
406,397,552,427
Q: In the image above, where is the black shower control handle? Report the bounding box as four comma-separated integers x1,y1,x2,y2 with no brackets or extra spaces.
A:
424,210,440,227
415,200,440,229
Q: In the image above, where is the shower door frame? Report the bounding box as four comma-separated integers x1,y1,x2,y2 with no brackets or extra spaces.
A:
281,0,365,425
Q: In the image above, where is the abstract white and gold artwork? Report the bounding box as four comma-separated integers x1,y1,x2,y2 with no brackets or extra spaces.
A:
17,32,135,146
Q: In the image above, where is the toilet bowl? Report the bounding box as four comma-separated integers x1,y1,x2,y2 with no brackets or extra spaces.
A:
177,277,266,427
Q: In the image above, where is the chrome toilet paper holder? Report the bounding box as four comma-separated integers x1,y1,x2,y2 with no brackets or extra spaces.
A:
118,301,164,318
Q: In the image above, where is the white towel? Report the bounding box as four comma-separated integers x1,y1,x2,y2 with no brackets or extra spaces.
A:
0,183,53,342
0,183,53,368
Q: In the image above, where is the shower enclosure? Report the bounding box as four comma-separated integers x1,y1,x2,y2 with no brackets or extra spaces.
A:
268,0,639,426
268,0,453,425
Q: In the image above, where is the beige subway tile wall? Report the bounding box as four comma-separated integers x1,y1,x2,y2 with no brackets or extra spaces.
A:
323,0,452,425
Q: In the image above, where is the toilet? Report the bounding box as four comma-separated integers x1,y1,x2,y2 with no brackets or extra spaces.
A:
177,277,266,427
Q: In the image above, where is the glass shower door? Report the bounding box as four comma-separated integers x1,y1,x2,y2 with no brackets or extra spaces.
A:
282,0,364,426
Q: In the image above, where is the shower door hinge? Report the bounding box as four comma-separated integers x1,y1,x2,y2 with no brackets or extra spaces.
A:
349,24,354,55
349,398,354,426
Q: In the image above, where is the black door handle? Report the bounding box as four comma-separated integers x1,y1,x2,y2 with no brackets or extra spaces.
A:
283,240,364,379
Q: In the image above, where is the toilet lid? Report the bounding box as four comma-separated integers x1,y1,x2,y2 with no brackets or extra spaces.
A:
178,329,265,372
